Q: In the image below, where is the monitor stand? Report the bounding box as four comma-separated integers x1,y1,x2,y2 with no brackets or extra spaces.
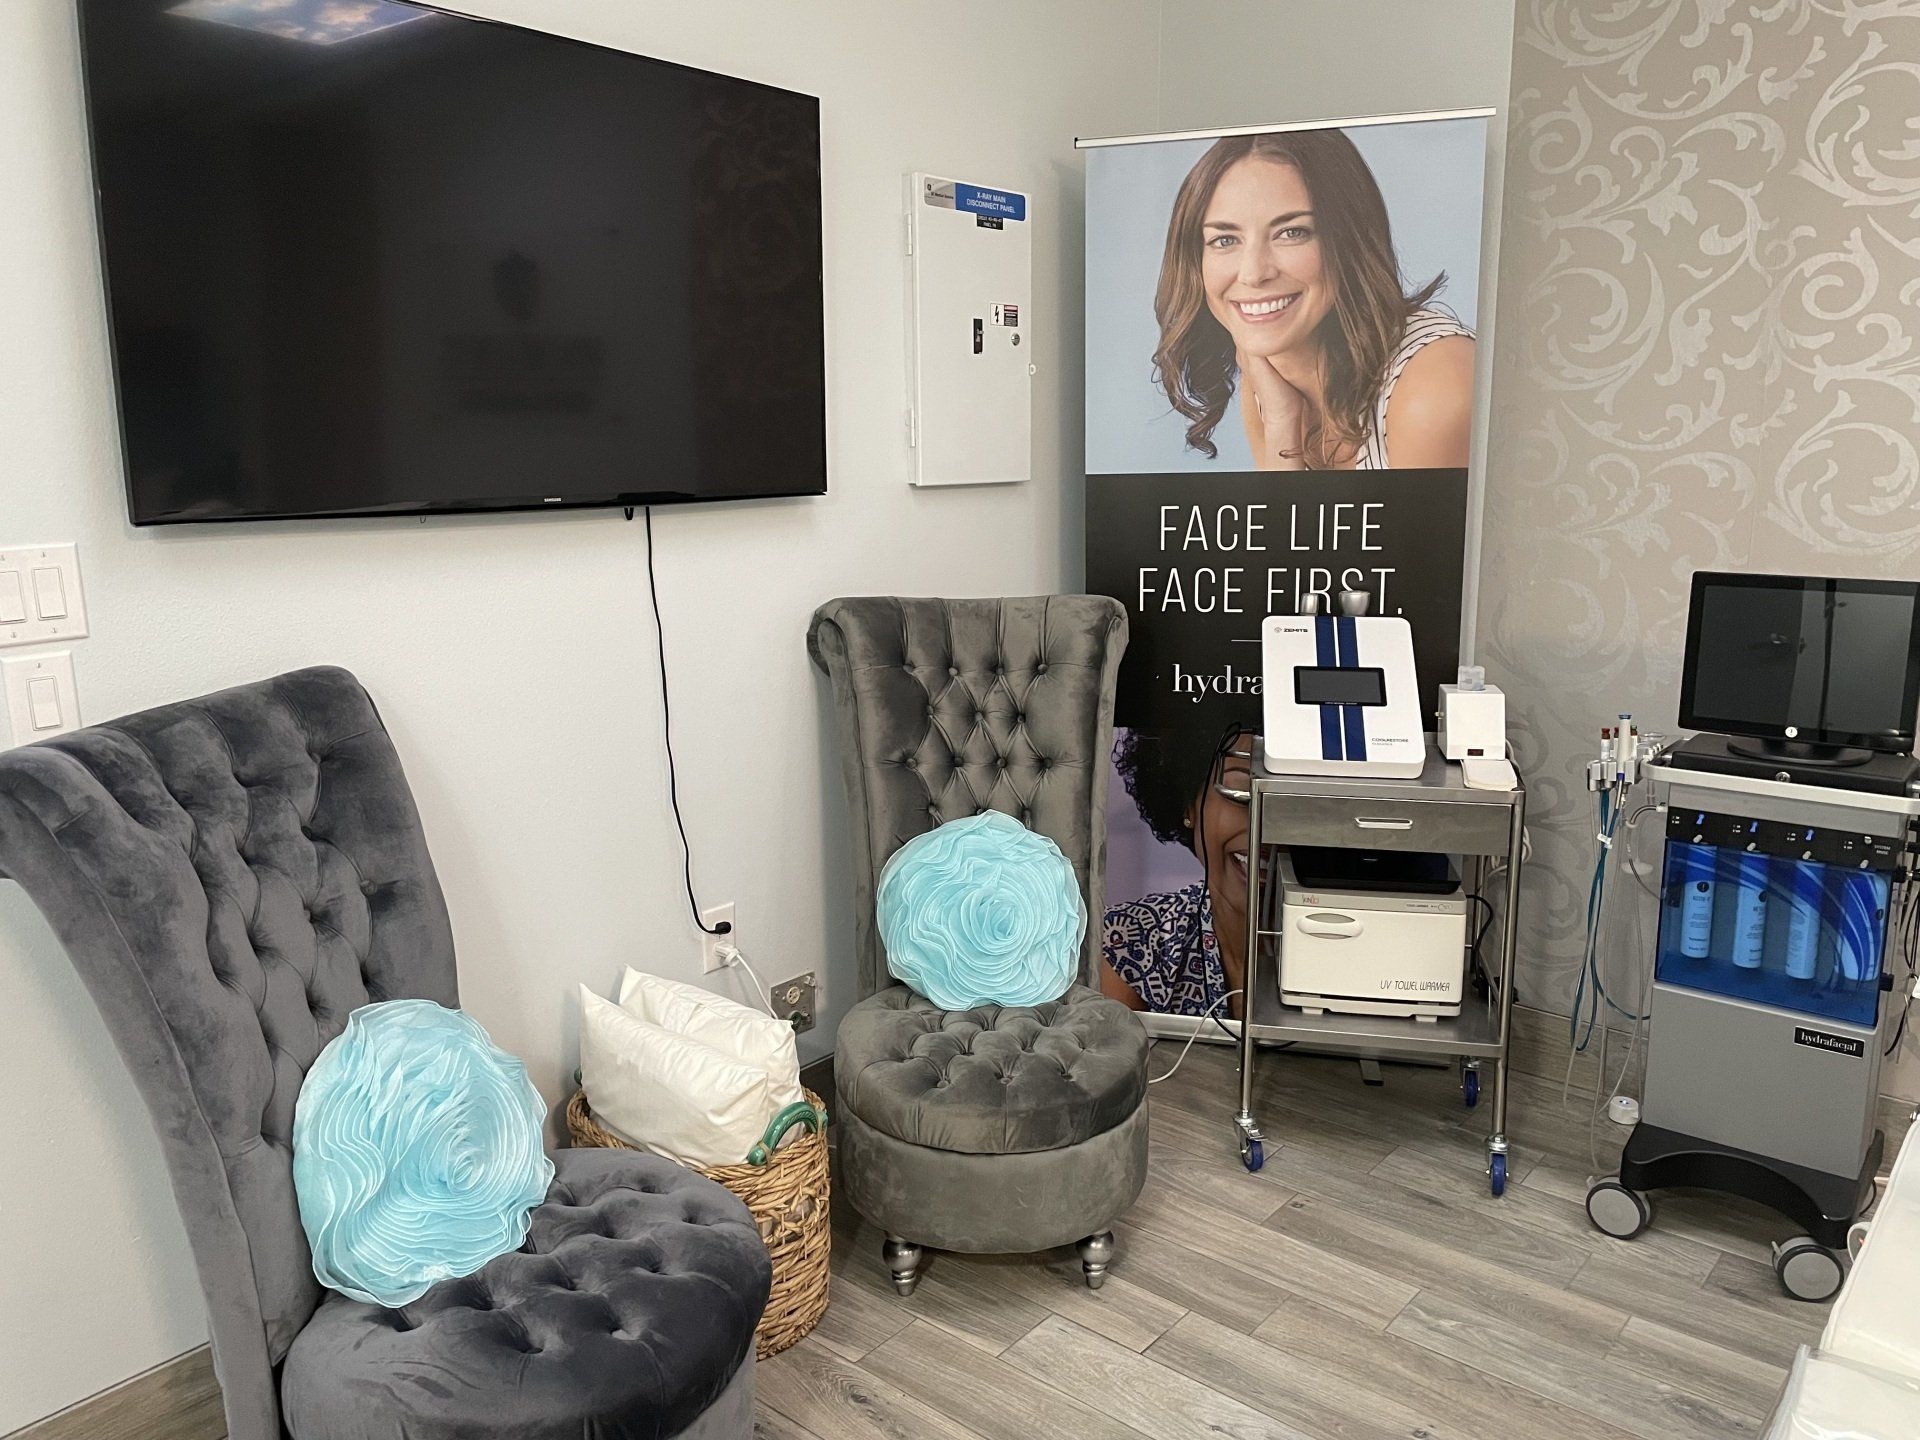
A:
1724,736,1873,769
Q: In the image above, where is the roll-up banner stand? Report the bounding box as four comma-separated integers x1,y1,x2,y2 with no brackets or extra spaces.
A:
1078,109,1494,1038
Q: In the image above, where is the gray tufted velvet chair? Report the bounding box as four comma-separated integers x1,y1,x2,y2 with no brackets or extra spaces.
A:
808,596,1149,1294
0,668,768,1440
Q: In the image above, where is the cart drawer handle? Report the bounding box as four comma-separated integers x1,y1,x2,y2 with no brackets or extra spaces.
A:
1354,817,1414,830
1297,913,1364,939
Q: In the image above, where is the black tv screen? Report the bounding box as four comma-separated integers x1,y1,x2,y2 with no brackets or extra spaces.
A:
79,0,826,524
1679,572,1920,753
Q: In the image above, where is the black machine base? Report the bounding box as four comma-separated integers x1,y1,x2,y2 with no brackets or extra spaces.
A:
1618,1122,1881,1250
1663,731,1920,796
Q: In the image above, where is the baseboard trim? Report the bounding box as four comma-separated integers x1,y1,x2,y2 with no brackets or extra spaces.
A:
6,1345,222,1440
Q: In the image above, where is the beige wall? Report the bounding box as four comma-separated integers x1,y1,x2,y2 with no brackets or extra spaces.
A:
1483,0,1920,1098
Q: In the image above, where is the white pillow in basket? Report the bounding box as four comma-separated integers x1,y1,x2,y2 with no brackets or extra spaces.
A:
617,967,804,1109
578,987,771,1169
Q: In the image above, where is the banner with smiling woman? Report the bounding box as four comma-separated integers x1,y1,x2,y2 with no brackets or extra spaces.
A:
1079,110,1492,1027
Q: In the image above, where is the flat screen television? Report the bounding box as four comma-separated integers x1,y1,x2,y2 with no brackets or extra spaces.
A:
78,0,826,524
1679,571,1920,759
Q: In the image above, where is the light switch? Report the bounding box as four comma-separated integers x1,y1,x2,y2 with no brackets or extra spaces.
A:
0,544,87,649
31,567,67,620
3,650,80,744
26,676,61,730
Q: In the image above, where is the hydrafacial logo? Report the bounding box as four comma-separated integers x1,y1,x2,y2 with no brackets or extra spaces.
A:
1792,1026,1866,1059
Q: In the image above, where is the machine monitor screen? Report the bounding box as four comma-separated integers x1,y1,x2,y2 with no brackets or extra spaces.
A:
1294,666,1387,708
79,0,825,524
1679,573,1920,753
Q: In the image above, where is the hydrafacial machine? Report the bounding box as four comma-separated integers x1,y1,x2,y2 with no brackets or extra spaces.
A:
1585,573,1920,1302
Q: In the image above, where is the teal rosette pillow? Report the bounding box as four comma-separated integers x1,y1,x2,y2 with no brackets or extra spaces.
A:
876,810,1086,1009
292,999,554,1308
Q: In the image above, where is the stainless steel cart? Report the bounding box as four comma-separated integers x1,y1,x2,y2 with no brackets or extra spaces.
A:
1236,742,1526,1194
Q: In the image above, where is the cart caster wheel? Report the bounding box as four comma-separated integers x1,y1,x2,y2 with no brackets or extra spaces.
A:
1584,1177,1651,1239
1241,1138,1264,1173
1488,1152,1507,1197
1773,1236,1845,1303
1462,1068,1479,1109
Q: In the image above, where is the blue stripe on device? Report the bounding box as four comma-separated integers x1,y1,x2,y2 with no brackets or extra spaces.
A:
1335,616,1367,761
1314,616,1341,761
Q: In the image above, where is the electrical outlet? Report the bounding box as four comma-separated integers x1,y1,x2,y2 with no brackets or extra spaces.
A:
700,903,736,973
772,972,816,1034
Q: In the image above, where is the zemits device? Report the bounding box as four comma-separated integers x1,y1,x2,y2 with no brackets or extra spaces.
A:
1439,682,1505,760
1276,851,1466,1020
1261,614,1426,778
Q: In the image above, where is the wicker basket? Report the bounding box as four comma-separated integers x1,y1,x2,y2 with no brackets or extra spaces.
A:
565,1087,831,1359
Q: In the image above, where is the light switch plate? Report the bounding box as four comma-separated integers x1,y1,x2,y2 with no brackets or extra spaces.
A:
0,544,88,649
3,650,80,745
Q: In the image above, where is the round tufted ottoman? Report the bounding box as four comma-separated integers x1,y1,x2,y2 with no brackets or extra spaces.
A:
835,984,1149,1293
280,1148,770,1440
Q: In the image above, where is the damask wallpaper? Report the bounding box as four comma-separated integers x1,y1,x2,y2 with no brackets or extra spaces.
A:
1482,0,1920,1029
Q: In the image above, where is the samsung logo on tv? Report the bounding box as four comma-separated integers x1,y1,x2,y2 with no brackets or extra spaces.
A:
1792,1026,1866,1059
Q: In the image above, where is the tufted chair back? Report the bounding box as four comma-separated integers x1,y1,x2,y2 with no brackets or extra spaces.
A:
808,596,1128,998
0,667,455,1440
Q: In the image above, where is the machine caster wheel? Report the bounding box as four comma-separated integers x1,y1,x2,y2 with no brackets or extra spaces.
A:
1773,1237,1845,1303
1241,1138,1264,1173
1488,1152,1507,1197
1584,1177,1651,1239
1462,1068,1479,1109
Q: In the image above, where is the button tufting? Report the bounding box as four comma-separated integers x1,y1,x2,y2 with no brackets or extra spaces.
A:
1037,663,1049,674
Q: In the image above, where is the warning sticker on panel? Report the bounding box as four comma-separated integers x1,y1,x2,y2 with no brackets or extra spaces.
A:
923,177,1027,222
993,304,1020,327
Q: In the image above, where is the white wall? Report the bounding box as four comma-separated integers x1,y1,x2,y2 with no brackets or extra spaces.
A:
0,0,1161,1428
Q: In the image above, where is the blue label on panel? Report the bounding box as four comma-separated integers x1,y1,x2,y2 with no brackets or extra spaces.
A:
954,183,1026,221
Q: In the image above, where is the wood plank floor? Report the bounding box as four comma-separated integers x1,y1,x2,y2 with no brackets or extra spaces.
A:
758,1039,1897,1440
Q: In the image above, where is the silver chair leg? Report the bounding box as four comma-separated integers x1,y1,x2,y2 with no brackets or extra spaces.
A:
882,1234,925,1297
1076,1231,1115,1290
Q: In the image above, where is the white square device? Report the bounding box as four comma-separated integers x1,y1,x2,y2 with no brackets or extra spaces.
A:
1261,614,1426,778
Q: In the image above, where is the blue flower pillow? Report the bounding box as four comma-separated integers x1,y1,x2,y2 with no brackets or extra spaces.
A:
876,810,1086,1009
292,1000,554,1308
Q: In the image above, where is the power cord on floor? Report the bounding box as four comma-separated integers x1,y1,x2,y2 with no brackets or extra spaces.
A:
1148,989,1243,1085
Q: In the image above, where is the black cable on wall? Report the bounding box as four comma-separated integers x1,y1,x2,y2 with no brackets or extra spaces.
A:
642,505,731,938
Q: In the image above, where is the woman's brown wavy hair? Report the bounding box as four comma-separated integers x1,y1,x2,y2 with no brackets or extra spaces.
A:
1152,129,1443,463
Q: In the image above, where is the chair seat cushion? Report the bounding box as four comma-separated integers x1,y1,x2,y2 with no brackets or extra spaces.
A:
836,984,1147,1155
280,1147,770,1440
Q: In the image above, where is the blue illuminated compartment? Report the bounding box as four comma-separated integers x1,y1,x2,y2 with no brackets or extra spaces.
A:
1656,839,1889,1029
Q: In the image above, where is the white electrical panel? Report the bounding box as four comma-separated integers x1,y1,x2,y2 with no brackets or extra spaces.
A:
906,173,1032,487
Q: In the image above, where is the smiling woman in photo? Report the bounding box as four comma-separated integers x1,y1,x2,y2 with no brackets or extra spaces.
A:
1152,128,1475,471
1101,721,1255,1019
